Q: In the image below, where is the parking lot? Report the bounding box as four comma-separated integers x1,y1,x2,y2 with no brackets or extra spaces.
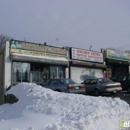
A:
112,91,130,105
102,91,130,105
85,91,130,105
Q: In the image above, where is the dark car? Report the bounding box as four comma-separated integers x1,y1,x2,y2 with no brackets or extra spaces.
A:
82,77,122,96
110,74,130,93
41,78,86,94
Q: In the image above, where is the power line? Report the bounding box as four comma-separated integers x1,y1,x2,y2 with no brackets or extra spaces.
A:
116,44,130,49
56,37,58,46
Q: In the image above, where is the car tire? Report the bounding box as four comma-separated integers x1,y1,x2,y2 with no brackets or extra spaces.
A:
128,87,130,94
94,89,100,96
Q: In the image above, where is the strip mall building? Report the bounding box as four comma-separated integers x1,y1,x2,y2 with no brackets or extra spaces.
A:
0,40,69,91
0,39,106,104
103,49,130,78
68,47,106,83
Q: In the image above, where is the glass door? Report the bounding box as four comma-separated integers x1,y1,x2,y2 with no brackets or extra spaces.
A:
30,71,40,85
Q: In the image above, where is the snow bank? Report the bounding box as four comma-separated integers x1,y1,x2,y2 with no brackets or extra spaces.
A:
0,83,129,130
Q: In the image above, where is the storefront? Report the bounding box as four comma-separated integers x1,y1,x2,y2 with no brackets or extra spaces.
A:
69,48,106,83
104,49,130,77
4,40,68,87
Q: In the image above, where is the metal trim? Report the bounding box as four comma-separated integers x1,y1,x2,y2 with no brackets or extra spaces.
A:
11,53,68,65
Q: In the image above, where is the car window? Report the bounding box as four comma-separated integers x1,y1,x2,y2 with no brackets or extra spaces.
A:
84,79,90,84
42,80,51,86
90,79,97,84
103,78,114,83
118,75,127,81
59,79,65,84
50,80,58,85
98,78,103,84
111,75,118,80
59,79,76,84
127,75,130,81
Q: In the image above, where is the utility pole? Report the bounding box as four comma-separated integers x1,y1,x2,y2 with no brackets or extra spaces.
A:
24,37,27,42
56,37,58,46
89,45,92,51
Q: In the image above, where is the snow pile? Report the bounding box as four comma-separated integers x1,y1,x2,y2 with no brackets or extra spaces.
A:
0,83,130,130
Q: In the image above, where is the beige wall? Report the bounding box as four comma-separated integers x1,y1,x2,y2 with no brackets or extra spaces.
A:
4,41,12,89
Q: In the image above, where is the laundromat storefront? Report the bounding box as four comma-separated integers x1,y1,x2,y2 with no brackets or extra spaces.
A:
105,49,130,76
69,48,106,83
10,40,68,85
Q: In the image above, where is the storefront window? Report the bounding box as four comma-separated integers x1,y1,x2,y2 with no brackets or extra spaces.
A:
13,62,30,84
50,66,57,79
58,66,64,78
42,67,50,82
50,66,64,79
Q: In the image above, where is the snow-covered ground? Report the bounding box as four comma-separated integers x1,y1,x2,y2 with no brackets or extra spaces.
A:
0,83,130,130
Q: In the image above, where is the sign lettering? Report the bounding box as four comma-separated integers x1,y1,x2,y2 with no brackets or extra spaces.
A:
10,40,67,55
106,49,130,61
71,48,103,63
10,48,66,58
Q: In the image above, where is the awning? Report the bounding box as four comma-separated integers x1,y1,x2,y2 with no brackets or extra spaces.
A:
107,59,130,65
70,60,106,68
11,53,68,65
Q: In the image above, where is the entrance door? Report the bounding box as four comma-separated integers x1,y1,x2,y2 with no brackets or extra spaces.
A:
30,71,40,85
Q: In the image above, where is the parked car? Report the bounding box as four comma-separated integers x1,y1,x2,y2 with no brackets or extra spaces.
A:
110,73,130,93
41,78,86,94
81,78,122,96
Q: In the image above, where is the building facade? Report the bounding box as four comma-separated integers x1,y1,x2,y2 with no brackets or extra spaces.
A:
3,40,69,89
104,49,130,77
68,47,106,83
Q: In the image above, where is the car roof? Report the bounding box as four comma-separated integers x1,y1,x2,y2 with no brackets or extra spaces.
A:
85,77,110,80
85,77,98,80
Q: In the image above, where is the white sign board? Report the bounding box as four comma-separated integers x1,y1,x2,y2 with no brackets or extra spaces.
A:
71,48,103,63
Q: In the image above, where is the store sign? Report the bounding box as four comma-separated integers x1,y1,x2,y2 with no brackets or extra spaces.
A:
106,49,130,61
10,48,66,58
71,48,103,63
10,40,67,55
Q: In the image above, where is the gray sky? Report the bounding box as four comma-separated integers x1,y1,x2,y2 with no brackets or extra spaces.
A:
0,0,130,51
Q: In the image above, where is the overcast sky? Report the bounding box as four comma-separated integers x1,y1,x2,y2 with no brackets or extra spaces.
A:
0,0,130,51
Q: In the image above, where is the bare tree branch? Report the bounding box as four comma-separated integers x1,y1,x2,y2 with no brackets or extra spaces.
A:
0,34,12,55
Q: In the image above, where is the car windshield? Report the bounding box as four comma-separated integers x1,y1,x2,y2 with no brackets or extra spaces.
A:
118,75,127,81
42,80,51,85
59,79,76,84
111,75,118,80
98,78,114,83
